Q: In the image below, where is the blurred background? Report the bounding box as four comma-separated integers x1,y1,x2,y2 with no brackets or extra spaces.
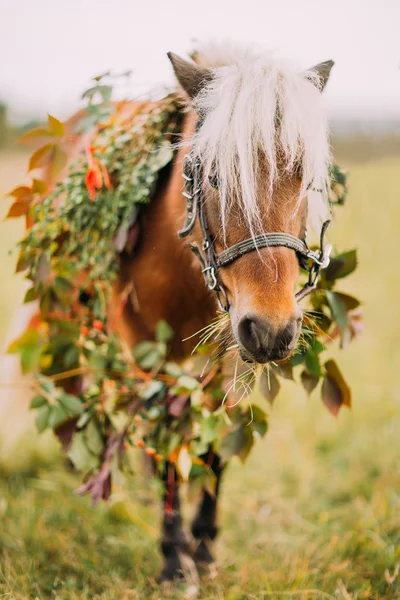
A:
1,1,400,598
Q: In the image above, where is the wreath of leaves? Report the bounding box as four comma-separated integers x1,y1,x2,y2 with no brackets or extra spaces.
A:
6,74,362,504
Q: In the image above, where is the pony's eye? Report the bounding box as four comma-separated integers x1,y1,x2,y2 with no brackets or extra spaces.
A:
208,172,219,189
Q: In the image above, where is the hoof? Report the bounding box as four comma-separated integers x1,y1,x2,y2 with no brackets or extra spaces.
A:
157,565,185,584
158,550,199,586
192,539,214,565
192,540,218,579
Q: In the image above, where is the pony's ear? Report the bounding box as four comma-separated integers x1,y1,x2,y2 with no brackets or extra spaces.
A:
308,60,335,91
167,52,213,99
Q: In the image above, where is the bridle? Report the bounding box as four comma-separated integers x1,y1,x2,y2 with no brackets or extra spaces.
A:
178,151,332,312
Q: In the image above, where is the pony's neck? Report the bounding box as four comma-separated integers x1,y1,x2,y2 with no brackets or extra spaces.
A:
114,111,217,359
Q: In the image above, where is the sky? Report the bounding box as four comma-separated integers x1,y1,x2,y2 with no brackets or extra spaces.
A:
0,0,399,122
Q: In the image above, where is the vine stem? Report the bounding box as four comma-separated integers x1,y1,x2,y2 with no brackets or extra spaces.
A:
200,364,220,389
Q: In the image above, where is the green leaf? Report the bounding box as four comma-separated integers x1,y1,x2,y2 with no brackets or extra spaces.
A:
309,337,325,355
218,426,244,461
176,374,199,392
85,419,104,456
8,327,43,374
249,406,268,438
82,84,112,104
63,346,80,369
21,345,42,373
238,425,254,462
30,395,48,409
259,369,280,405
67,431,98,472
133,341,156,360
200,414,218,445
7,328,39,353
290,348,307,367
324,250,357,281
304,349,322,378
48,405,69,428
133,340,165,369
164,362,182,378
142,380,164,400
76,411,92,428
35,404,51,433
37,376,55,395
332,292,360,311
137,348,162,370
23,287,38,303
155,319,174,343
326,290,348,331
58,394,83,414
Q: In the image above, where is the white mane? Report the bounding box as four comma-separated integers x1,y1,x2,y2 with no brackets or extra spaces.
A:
191,42,331,236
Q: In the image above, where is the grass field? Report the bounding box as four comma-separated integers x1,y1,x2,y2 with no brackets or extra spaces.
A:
1,150,400,599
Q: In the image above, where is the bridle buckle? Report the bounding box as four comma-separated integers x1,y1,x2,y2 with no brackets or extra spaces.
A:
202,266,218,290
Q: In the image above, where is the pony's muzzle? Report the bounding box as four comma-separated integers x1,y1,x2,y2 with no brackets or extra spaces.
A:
237,313,302,364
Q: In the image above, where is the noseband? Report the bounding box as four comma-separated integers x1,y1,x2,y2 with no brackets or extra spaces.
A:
179,152,331,312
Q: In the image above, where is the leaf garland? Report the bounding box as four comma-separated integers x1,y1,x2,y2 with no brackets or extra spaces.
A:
6,74,362,504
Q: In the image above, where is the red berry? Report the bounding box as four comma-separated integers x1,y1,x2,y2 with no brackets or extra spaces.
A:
145,447,156,456
93,320,103,331
136,439,145,449
80,326,89,336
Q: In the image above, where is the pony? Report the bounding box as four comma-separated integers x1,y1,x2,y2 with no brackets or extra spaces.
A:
5,41,334,583
111,42,334,582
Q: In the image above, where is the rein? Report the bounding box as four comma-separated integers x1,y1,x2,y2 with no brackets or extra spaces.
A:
179,151,332,312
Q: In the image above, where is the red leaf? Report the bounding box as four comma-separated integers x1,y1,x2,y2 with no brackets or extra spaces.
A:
27,313,42,330
321,375,343,417
6,200,31,218
167,395,190,418
325,360,351,408
321,360,351,416
7,185,32,200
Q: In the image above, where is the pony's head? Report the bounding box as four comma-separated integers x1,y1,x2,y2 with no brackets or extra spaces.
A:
168,44,333,364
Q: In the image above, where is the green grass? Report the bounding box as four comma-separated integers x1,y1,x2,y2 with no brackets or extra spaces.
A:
1,154,400,599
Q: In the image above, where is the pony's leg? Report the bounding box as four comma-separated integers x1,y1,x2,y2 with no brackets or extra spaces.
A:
191,451,224,572
158,462,197,584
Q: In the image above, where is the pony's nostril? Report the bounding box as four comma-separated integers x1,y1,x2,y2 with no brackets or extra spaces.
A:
238,316,270,355
238,315,301,363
